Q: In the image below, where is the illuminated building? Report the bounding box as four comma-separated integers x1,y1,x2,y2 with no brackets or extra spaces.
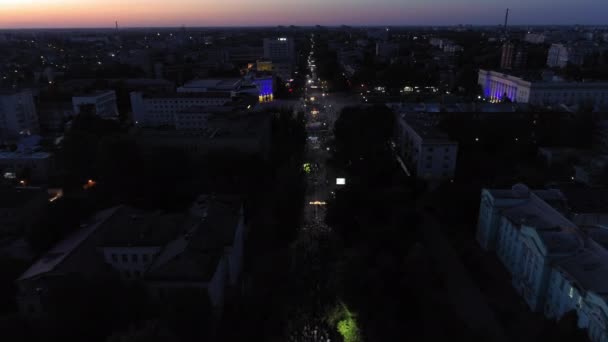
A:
478,69,608,105
132,75,269,127
501,42,527,70
0,150,51,183
263,38,295,80
476,184,608,342
429,38,463,53
394,114,458,180
263,37,295,62
130,91,234,127
547,42,599,69
72,90,119,118
524,32,546,44
177,79,244,93
0,90,39,142
252,76,273,103
547,43,581,68
256,60,273,72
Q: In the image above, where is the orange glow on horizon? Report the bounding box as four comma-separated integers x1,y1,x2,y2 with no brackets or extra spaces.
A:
2,1,608,28
0,1,422,28
0,0,332,28
2,0,223,27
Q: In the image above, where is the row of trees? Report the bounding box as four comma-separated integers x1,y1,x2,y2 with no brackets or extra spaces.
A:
322,105,467,341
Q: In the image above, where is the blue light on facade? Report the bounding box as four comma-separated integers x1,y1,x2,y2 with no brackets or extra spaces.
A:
255,77,273,102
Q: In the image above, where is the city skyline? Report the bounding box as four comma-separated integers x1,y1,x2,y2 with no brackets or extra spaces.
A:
2,0,608,28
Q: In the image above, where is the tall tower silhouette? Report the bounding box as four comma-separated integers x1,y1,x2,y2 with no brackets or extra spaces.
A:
503,9,509,36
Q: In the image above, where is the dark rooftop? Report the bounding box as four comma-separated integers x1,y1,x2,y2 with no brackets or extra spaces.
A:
137,90,233,99
0,187,46,208
145,195,242,282
559,186,608,214
100,206,185,247
145,248,222,282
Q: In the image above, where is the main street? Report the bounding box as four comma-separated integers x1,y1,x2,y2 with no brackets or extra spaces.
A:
292,34,507,341
286,33,339,342
301,34,337,237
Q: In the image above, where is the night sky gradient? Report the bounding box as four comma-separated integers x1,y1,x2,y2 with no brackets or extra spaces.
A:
1,0,607,28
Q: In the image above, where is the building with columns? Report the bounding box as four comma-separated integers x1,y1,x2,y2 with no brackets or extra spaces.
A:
477,184,608,342
478,69,608,106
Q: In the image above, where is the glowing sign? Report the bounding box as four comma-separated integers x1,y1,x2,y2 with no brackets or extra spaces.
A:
278,38,287,41
336,178,346,185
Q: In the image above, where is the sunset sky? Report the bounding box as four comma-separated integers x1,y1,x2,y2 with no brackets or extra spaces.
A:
1,0,607,28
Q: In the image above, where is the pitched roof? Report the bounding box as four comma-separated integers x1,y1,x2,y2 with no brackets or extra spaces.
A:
146,247,222,282
18,207,119,281
145,195,242,282
536,227,583,255
556,242,608,295
100,207,185,247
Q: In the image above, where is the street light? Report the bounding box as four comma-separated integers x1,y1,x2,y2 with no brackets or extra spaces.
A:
309,201,327,206
83,179,97,190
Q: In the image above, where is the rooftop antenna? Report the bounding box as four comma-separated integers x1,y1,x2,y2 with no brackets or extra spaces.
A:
504,8,509,32
115,21,118,30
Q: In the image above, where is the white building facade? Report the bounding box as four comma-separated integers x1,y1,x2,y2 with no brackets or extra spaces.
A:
524,33,546,44
130,91,233,127
478,69,608,106
72,90,119,118
0,90,39,141
394,114,458,180
477,184,608,342
0,151,51,182
547,44,585,68
263,37,295,62
101,246,163,279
